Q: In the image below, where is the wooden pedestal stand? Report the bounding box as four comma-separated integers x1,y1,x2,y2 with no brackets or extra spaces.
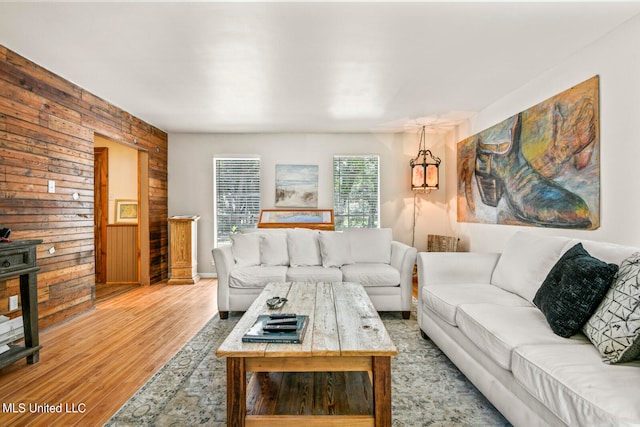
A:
168,216,200,285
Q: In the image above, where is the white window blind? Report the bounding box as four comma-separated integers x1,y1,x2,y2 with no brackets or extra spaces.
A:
333,155,380,230
214,157,261,246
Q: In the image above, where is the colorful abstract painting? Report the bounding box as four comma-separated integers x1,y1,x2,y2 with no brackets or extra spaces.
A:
457,76,600,229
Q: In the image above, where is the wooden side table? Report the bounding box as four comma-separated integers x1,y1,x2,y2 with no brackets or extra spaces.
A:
0,240,43,368
168,216,200,285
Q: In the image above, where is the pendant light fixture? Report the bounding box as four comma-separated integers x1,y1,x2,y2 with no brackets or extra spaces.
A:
410,125,441,191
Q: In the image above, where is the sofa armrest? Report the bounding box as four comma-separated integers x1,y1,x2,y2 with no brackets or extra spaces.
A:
212,245,234,312
391,241,418,309
417,252,500,287
212,245,234,284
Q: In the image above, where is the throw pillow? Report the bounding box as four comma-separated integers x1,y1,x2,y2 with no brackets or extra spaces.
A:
533,243,618,338
583,252,640,364
259,233,289,266
343,228,392,264
491,231,570,303
286,228,322,267
230,233,260,267
318,231,354,268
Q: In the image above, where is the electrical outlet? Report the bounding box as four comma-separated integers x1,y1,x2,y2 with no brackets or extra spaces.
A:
48,180,55,193
9,295,18,311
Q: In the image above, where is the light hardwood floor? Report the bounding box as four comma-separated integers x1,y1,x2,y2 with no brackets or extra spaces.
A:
0,278,218,426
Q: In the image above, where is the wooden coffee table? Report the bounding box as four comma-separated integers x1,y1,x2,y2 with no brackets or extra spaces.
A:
216,281,398,427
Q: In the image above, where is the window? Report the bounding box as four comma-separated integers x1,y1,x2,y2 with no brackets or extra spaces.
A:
213,157,261,246
333,155,380,230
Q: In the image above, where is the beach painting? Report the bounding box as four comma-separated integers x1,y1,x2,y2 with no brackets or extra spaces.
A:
275,164,318,208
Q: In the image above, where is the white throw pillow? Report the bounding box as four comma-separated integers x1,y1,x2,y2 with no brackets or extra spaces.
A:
318,231,354,268
230,233,260,267
259,233,289,266
491,231,570,302
286,228,322,267
344,228,392,264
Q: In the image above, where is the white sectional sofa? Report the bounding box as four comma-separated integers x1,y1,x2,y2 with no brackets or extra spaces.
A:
212,227,417,319
417,231,640,427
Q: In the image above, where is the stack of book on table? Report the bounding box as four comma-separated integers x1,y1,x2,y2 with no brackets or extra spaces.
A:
0,315,24,354
242,313,309,343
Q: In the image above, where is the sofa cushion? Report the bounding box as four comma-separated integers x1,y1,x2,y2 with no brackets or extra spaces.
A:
512,343,640,426
533,243,618,338
230,233,261,267
318,231,354,267
229,266,288,289
259,233,289,266
286,228,322,267
455,304,584,370
286,266,343,283
340,263,400,287
584,252,640,364
491,231,569,302
344,228,392,264
423,284,532,326
567,238,638,265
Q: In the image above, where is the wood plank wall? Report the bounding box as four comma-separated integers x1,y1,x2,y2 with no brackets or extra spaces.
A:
106,225,139,283
0,45,168,329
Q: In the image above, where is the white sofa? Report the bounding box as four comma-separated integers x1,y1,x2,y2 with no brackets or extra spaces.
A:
212,227,417,319
417,231,640,427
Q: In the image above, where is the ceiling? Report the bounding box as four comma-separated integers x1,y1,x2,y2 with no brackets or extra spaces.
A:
1,1,640,134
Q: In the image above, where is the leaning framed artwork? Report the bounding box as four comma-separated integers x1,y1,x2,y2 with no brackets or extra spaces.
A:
457,76,599,230
257,209,334,230
115,199,138,223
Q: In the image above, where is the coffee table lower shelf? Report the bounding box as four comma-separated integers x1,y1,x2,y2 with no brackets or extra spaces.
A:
246,370,373,425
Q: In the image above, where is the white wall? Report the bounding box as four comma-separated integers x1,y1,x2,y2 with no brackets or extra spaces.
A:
170,15,640,275
450,14,640,252
168,132,450,276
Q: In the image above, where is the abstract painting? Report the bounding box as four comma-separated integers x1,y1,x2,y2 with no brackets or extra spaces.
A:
275,164,318,208
457,76,599,229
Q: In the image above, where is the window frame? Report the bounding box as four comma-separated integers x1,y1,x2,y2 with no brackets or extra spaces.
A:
332,154,380,230
213,156,261,247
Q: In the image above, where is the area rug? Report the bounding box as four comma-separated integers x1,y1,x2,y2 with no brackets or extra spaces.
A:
105,308,510,426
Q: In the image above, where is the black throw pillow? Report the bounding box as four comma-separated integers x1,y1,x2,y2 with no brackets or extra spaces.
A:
533,243,618,338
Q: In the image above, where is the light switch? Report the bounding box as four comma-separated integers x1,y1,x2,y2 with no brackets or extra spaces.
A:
9,295,18,311
48,180,55,193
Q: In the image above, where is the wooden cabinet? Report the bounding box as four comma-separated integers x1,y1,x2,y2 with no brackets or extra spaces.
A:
168,216,200,285
0,240,42,368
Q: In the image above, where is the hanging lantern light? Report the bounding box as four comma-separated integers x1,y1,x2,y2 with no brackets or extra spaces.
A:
410,125,441,191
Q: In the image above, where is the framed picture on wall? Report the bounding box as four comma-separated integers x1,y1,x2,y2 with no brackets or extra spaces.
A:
115,199,138,223
275,164,318,208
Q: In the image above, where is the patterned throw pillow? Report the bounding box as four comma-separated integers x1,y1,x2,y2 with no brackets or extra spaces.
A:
584,252,640,364
533,243,618,338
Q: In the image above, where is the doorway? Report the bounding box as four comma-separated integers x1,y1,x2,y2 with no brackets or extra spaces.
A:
94,135,150,301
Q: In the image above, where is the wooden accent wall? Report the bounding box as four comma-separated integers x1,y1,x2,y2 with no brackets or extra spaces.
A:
0,45,168,328
106,225,139,283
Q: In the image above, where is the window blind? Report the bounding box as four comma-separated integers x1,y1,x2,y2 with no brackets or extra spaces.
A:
333,155,380,230
214,157,261,246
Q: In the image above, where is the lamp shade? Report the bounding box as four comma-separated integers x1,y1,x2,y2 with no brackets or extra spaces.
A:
410,154,440,191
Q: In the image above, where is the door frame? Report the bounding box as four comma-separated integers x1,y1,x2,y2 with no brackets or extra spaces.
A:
94,146,108,284
93,135,150,286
